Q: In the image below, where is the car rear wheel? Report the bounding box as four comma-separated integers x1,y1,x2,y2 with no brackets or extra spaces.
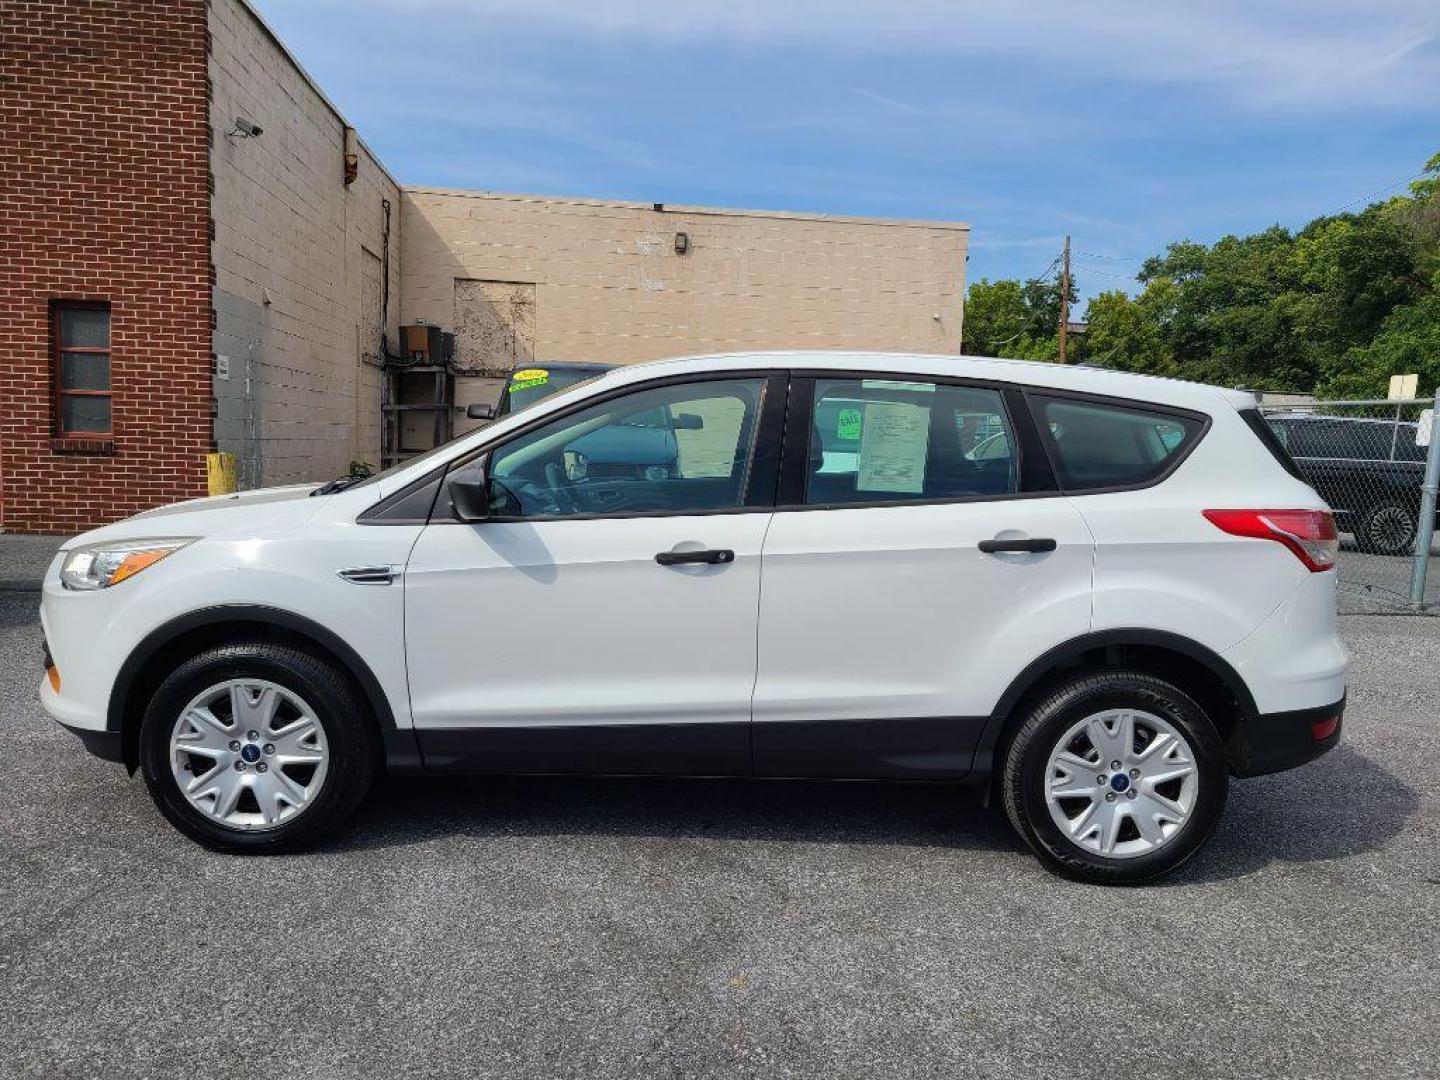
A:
139,641,380,853
1355,500,1416,556
1001,671,1228,885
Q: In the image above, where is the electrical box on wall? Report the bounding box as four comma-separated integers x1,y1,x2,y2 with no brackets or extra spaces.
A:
399,324,447,364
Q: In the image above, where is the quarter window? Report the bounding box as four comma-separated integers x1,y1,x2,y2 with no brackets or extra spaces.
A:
805,378,1019,505
1035,396,1201,491
53,302,112,437
486,378,768,517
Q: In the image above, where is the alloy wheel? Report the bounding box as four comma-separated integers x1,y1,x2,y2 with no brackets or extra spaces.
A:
1367,505,1415,556
1042,708,1199,860
168,678,329,831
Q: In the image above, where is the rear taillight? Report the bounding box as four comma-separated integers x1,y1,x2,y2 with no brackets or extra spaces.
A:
1202,509,1338,572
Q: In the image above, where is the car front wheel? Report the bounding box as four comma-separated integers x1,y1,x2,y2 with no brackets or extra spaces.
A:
139,641,380,853
1001,671,1228,884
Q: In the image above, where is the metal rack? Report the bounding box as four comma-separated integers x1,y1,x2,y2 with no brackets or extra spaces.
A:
380,363,453,469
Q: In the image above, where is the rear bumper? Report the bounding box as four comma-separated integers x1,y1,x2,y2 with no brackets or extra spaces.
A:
1226,695,1345,778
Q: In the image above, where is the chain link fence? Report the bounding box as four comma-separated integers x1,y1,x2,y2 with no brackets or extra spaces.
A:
1258,396,1440,614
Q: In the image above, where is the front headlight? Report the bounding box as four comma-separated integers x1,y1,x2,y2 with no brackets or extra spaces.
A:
60,538,196,591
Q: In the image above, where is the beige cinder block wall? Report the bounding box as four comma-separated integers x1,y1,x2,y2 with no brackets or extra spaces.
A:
400,188,968,419
209,0,401,486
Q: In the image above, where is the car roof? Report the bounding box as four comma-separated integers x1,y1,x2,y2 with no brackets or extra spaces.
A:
516,361,614,374
596,351,1256,413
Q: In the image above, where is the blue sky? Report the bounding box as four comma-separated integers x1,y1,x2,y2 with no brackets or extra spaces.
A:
254,0,1440,311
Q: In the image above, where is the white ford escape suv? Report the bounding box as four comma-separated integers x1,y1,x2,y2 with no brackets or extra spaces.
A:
40,352,1347,884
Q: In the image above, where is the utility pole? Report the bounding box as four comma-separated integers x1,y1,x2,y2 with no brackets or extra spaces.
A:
1058,234,1071,364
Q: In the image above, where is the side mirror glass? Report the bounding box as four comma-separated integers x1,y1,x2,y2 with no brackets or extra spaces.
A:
672,412,704,431
466,402,497,421
447,456,490,522
563,450,589,483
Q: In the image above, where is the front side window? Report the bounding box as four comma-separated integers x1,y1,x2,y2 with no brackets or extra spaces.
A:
805,378,1019,505
1035,396,1202,491
487,377,767,517
53,302,112,437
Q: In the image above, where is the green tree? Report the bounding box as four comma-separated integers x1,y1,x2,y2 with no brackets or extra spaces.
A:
961,278,1029,356
965,148,1440,395
961,272,1074,360
1079,286,1174,374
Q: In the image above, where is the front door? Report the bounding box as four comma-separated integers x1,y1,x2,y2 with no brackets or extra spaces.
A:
752,374,1094,779
404,373,783,774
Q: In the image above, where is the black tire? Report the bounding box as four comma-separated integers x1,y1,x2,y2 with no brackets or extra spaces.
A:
1354,500,1417,556
1000,670,1228,885
139,641,381,853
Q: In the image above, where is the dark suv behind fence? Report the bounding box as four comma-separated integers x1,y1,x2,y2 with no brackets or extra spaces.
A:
1265,413,1436,556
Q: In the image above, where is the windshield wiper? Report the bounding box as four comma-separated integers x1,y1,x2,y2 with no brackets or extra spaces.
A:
310,475,365,497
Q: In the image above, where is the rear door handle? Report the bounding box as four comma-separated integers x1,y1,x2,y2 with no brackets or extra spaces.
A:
655,548,735,566
978,537,1057,554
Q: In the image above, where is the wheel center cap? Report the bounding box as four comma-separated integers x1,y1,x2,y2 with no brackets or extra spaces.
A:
240,744,262,763
1110,773,1130,793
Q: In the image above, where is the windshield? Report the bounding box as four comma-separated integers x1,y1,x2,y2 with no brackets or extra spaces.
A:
500,367,606,416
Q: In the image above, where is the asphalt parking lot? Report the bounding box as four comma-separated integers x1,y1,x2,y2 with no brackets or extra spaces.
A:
1,591,1437,1079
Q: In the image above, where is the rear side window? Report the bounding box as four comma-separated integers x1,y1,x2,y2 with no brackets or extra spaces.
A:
1240,410,1305,481
1034,396,1203,491
805,378,1019,505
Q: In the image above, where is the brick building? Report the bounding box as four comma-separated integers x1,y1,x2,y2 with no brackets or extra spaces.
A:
0,0,969,534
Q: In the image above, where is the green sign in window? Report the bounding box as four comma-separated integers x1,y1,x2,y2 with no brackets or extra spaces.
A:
837,407,863,441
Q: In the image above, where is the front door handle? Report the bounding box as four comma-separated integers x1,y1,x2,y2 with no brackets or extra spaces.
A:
655,548,735,566
337,565,398,585
978,537,1057,554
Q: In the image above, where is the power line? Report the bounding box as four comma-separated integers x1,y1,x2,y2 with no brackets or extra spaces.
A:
1331,173,1428,215
1028,255,1060,283
1074,263,1139,281
1060,169,1431,285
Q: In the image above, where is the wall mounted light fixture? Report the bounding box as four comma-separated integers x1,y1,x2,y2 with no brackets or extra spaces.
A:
226,117,263,140
674,232,690,255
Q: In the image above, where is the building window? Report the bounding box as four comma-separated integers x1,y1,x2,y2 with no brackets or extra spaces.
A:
53,302,112,437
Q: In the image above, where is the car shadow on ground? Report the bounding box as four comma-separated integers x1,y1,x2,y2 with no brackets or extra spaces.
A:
1161,742,1420,886
334,742,1417,885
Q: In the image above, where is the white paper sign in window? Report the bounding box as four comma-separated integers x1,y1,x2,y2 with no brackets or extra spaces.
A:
857,401,931,493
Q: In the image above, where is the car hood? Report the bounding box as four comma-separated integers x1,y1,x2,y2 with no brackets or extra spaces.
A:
63,484,327,549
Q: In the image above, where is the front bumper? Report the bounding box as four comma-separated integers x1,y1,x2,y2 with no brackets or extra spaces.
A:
57,721,124,763
1226,695,1345,778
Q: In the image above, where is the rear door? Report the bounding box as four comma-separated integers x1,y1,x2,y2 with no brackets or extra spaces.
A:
752,373,1094,779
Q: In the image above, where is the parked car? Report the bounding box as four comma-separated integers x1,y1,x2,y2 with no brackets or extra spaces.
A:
1263,412,1435,556
40,352,1346,884
495,361,613,416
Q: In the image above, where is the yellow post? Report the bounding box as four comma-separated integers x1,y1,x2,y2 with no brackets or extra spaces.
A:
206,452,238,495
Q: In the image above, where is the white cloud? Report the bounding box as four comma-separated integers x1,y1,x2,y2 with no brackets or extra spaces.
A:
375,0,1440,109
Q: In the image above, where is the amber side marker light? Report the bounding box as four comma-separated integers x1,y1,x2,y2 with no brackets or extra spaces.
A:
108,549,173,586
46,666,61,694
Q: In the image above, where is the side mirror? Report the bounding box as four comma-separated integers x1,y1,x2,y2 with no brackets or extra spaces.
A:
466,403,497,421
672,412,704,431
446,457,490,522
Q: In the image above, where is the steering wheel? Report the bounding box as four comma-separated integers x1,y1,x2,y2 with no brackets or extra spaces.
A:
543,462,582,514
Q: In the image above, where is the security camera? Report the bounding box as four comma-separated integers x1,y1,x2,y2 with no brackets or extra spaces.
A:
228,117,263,139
